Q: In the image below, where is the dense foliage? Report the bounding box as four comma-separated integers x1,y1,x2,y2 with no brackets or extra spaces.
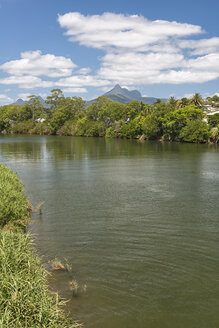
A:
0,89,218,143
0,164,79,328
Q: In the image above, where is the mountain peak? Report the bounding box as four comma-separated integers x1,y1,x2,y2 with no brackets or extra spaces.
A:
104,84,142,101
113,84,123,90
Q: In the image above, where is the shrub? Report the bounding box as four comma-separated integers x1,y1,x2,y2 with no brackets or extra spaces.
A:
179,120,210,143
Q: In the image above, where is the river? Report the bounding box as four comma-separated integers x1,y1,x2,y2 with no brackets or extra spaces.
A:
0,135,218,328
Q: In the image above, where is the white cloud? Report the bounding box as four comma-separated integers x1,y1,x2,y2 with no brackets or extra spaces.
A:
186,53,219,72
153,70,219,84
62,87,88,93
57,12,219,85
0,94,12,100
17,93,31,100
98,52,185,84
39,93,48,99
99,86,113,92
0,75,54,89
183,93,194,99
0,50,76,77
58,12,202,51
76,67,91,74
18,92,48,100
179,37,219,55
56,75,111,88
0,94,13,105
1,12,219,94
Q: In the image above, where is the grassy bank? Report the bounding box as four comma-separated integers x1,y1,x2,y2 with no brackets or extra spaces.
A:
0,164,79,327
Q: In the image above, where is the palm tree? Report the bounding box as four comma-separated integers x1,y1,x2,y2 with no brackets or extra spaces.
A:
176,97,189,108
190,93,203,107
168,96,177,107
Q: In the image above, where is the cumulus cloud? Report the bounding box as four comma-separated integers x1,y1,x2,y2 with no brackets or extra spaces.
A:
0,50,76,77
97,51,219,84
1,12,219,93
56,12,219,86
0,94,13,105
0,75,54,89
58,12,202,51
179,37,219,55
76,67,91,74
97,52,185,84
17,93,32,100
62,87,88,93
56,75,110,88
18,92,48,100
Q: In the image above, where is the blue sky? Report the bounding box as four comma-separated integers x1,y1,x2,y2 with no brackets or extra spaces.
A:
0,0,219,104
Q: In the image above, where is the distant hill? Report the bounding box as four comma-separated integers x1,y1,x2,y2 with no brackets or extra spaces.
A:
88,84,167,105
11,85,166,108
13,98,27,106
12,96,49,108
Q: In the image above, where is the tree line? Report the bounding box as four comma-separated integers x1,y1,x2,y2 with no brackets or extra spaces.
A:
0,89,219,143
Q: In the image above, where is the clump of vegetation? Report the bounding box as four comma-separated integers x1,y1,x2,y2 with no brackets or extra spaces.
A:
36,201,44,214
0,164,80,328
0,231,80,328
49,258,72,272
50,258,66,271
69,280,87,298
0,164,31,231
81,284,87,294
69,280,79,297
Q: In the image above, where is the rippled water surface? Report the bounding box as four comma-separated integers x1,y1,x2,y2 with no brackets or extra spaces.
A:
0,136,218,328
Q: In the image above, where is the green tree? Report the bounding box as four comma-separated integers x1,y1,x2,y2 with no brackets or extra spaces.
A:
179,120,210,143
190,93,203,107
27,95,44,120
124,101,143,120
168,96,177,107
163,106,204,141
142,114,161,139
176,97,189,108
87,97,111,121
212,95,219,102
46,89,64,109
208,113,219,127
49,107,72,134
210,126,219,143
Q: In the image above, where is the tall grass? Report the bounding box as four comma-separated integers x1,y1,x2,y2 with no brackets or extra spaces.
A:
0,164,31,231
0,164,80,327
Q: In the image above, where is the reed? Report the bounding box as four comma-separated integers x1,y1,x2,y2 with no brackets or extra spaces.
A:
36,201,44,214
69,280,79,297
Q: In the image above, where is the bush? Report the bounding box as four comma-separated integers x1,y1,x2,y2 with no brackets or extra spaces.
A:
106,126,117,138
208,113,219,128
9,120,35,134
179,120,210,143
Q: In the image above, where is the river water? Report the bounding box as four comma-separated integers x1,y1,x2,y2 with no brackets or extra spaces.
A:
0,135,218,328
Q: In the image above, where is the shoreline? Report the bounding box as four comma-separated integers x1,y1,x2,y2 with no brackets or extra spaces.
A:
0,163,80,328
0,132,218,144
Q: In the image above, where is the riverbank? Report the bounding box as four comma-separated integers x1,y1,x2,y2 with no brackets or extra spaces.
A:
0,164,79,328
1,94,218,143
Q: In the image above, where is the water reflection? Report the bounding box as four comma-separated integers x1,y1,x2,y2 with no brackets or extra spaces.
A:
0,135,217,163
0,135,218,328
